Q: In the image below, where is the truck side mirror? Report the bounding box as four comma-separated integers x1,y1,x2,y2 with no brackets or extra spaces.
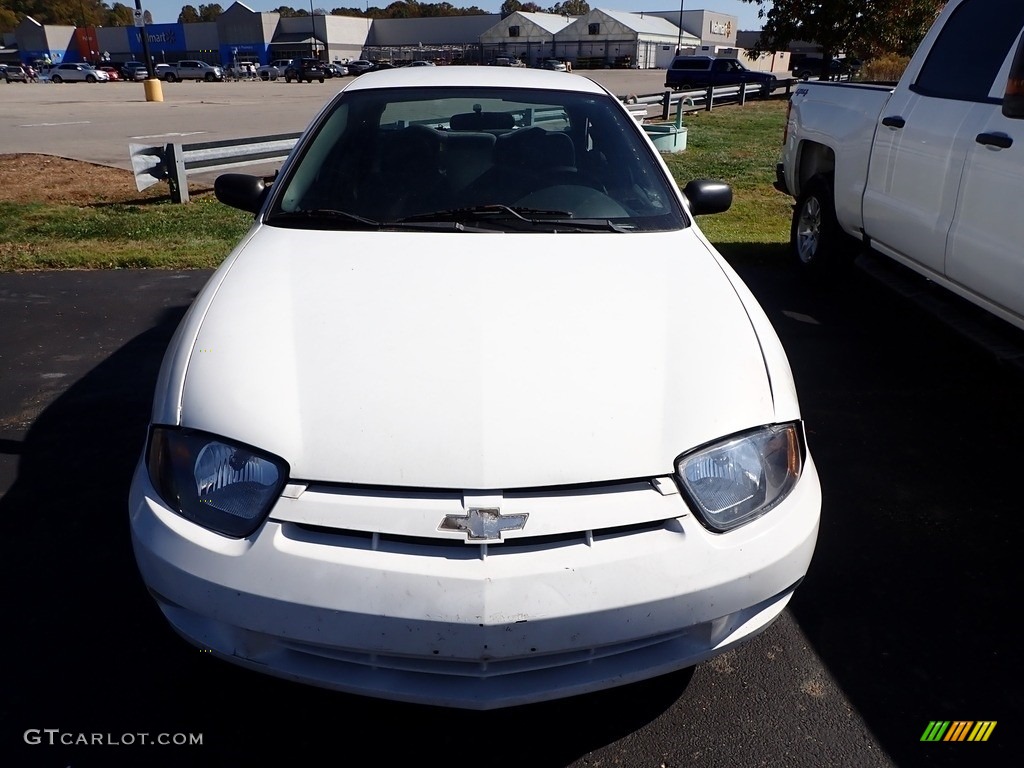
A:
1003,37,1024,119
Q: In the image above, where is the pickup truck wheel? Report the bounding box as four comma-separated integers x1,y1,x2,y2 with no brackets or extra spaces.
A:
791,176,854,271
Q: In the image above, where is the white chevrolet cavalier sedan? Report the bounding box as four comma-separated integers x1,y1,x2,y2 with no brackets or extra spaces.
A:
129,67,821,709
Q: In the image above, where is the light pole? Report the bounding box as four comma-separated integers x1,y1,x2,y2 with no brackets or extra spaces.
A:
309,1,316,59
676,0,686,54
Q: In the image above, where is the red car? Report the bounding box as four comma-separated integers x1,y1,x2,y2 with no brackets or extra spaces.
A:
99,66,122,81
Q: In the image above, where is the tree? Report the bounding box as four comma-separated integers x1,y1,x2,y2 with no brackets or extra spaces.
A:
107,3,135,26
179,5,201,23
501,0,522,17
741,0,945,71
198,4,224,22
862,0,946,57
0,7,17,34
548,1,589,15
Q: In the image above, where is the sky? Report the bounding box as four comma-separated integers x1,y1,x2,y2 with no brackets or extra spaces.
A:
139,2,767,31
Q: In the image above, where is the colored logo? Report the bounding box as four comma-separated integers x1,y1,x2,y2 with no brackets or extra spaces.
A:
920,721,996,742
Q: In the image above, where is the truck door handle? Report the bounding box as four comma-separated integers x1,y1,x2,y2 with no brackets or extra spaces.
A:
976,132,1013,149
881,116,906,128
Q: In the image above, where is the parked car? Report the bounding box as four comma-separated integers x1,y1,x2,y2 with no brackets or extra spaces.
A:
161,60,224,82
120,61,148,80
130,66,821,711
48,63,110,83
665,55,777,96
407,60,435,67
2,63,30,83
541,58,568,72
791,56,860,81
98,65,122,81
225,61,257,80
345,59,376,75
283,58,326,83
491,57,526,67
270,59,293,70
324,62,349,78
256,64,280,81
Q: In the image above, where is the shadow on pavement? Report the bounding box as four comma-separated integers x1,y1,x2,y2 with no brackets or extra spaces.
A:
720,242,1021,768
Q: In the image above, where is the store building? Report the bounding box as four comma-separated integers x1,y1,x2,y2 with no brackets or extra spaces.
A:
479,12,576,66
2,4,775,73
554,9,698,69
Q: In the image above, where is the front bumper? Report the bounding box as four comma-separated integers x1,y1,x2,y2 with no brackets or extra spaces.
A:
129,458,820,709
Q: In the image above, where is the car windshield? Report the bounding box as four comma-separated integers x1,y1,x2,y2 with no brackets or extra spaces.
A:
266,86,685,232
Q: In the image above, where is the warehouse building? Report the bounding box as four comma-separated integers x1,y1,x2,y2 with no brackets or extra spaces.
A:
0,3,760,73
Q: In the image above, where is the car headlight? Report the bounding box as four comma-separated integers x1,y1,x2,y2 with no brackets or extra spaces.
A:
675,423,803,532
147,427,288,538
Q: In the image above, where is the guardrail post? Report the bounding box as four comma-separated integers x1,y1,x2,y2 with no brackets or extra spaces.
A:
739,81,747,106
662,90,671,121
705,84,714,112
166,143,190,204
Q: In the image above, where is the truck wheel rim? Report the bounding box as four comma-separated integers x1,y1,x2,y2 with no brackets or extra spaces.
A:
796,197,821,262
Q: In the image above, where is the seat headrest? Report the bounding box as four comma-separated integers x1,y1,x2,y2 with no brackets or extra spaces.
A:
450,112,515,131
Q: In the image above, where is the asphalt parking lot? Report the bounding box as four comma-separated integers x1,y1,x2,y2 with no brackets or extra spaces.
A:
1,72,1021,768
0,70,683,173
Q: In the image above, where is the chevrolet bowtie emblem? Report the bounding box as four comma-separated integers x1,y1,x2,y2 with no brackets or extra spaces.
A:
439,507,528,541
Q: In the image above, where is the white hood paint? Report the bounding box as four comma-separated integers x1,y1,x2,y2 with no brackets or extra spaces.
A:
176,226,775,488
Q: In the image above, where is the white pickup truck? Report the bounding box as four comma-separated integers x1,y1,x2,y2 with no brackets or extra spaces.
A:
777,0,1024,331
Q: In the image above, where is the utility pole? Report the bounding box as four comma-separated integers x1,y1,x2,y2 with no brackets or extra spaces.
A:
135,0,155,78
310,1,316,59
676,0,686,54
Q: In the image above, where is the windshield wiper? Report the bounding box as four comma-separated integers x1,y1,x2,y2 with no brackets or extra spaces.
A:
399,204,571,223
397,204,632,232
268,209,468,231
269,209,380,227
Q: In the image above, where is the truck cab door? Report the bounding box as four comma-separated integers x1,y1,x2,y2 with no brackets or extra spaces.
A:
862,0,1024,278
945,28,1024,324
861,95,979,275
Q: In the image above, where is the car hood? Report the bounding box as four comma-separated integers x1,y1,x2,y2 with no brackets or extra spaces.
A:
173,227,775,488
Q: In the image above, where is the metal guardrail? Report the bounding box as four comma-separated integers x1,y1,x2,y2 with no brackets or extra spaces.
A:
129,132,302,204
626,77,799,120
128,81,796,203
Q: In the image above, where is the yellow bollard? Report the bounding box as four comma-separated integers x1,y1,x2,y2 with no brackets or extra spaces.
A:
143,77,164,102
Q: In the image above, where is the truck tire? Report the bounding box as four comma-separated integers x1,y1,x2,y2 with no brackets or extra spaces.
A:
164,73,176,82
790,175,856,271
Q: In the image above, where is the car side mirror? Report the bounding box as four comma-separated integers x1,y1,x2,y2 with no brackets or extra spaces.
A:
215,173,269,214
683,179,732,216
